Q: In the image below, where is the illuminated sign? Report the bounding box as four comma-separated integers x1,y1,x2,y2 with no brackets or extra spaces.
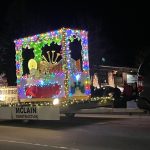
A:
127,74,138,83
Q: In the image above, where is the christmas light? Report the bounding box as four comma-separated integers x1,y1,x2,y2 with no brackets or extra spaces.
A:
14,28,91,104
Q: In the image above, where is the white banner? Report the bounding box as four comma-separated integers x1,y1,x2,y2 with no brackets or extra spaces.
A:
12,106,38,120
0,107,12,119
0,106,60,120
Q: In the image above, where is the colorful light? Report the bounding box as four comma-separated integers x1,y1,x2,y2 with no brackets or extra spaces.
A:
14,28,91,102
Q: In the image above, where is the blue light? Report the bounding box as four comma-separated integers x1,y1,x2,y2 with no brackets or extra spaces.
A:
85,90,91,95
67,30,72,37
16,64,20,69
83,39,87,45
40,80,44,86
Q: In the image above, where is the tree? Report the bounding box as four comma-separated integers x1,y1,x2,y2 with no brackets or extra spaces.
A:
135,47,150,68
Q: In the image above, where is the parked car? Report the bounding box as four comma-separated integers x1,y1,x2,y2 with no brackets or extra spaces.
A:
101,86,115,97
91,85,115,97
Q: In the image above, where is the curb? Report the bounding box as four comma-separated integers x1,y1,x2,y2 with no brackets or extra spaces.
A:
77,107,145,115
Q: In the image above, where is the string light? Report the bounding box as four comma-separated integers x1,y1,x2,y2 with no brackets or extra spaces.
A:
14,28,91,104
0,96,113,107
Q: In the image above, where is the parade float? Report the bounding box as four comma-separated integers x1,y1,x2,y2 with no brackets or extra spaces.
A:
15,27,91,102
0,28,112,120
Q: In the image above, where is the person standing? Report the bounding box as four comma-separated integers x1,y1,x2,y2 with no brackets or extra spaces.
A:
132,82,139,100
113,84,121,108
123,82,133,107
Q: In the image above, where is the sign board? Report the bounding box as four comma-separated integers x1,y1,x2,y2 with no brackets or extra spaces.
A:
0,106,60,120
12,106,38,120
127,74,138,84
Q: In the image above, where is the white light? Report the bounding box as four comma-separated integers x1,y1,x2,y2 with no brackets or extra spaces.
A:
76,74,81,82
0,94,5,101
53,98,60,105
40,80,44,85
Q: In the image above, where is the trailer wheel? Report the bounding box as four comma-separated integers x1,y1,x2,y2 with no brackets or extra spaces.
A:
65,113,75,118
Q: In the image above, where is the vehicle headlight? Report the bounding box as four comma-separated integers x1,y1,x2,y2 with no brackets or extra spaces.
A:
53,98,60,105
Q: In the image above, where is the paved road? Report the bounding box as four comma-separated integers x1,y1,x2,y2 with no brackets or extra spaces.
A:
0,114,150,150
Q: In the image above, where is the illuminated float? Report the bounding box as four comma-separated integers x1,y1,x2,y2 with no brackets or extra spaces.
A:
14,28,91,103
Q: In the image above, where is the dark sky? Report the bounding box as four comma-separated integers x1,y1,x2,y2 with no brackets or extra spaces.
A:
0,0,150,85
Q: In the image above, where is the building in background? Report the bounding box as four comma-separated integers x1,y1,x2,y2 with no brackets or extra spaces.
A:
92,65,138,92
0,73,18,103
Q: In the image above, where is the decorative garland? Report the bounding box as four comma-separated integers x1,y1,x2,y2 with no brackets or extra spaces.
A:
0,96,113,107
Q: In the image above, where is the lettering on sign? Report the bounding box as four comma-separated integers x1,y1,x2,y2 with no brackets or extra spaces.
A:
16,107,37,113
15,107,38,119
16,115,38,119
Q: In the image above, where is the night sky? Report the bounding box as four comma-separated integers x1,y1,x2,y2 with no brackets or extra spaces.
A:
0,0,150,85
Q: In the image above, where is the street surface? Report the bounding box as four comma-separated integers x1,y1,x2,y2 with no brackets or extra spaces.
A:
0,114,150,150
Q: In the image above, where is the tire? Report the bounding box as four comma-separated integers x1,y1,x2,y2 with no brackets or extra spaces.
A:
137,97,150,111
65,113,75,118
